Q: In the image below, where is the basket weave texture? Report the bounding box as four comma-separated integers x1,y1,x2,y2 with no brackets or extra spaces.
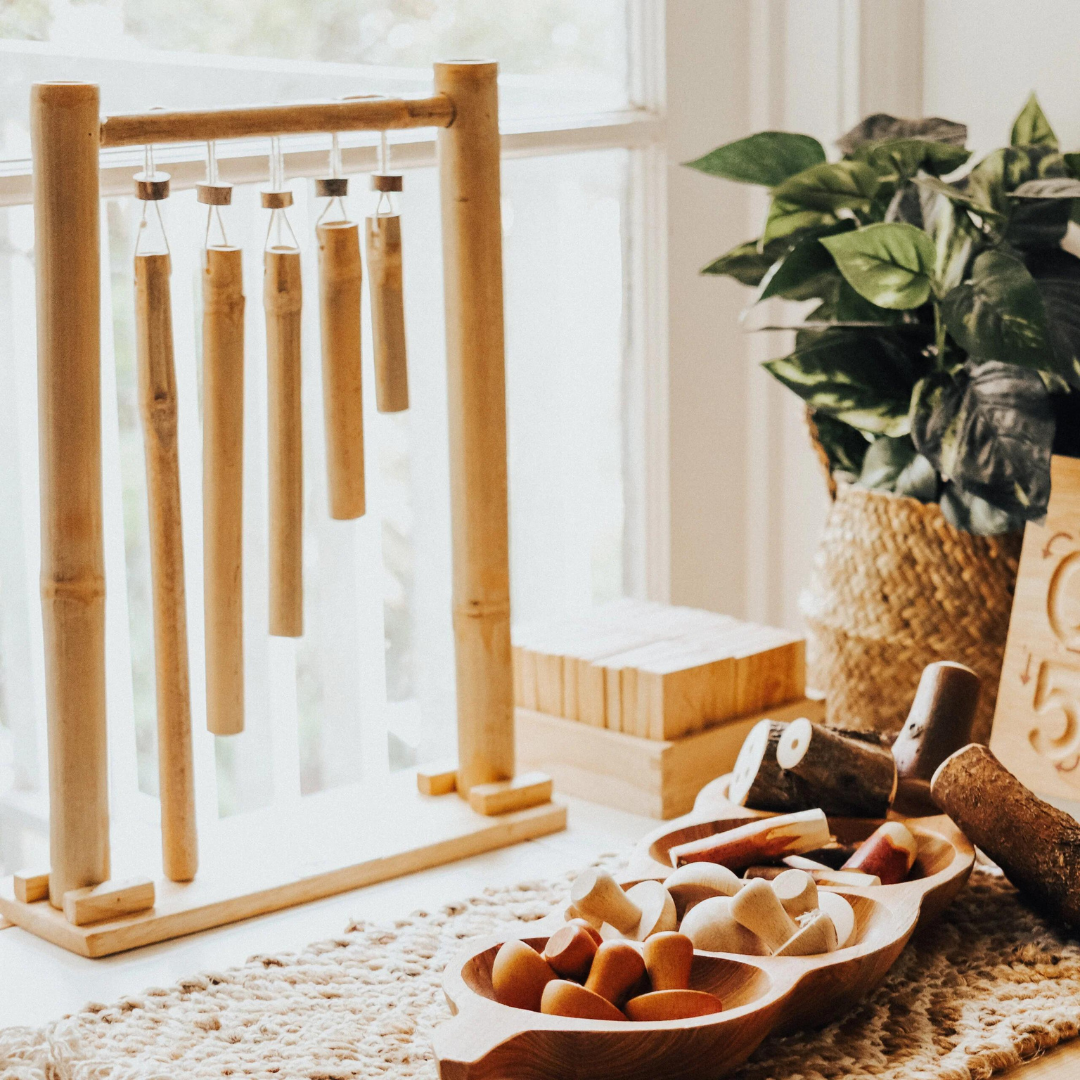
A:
800,483,1022,742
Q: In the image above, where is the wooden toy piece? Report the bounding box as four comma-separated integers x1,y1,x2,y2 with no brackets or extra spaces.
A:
563,903,603,933
622,880,677,941
642,931,694,990
817,890,857,948
202,244,246,736
728,718,807,811
540,980,626,1022
730,878,798,953
892,661,980,816
932,743,1080,927
135,248,198,884
467,771,552,816
759,861,880,889
62,877,155,926
416,762,457,796
317,219,366,519
774,909,837,956
583,940,647,1005
543,924,598,981
668,808,830,870
570,868,643,935
491,939,557,1011
776,719,897,818
13,870,50,904
771,869,817,917
678,896,769,955
32,82,110,907
842,821,918,885
366,212,410,413
567,916,603,944
663,862,742,919
624,989,724,1022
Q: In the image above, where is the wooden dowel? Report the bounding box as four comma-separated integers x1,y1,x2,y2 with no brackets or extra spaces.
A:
202,245,245,735
366,214,410,413
32,81,110,907
316,221,365,519
264,246,304,636
99,95,455,148
135,252,198,882
435,60,514,796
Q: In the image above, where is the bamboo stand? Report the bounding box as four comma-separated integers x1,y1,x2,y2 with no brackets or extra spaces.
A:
0,63,562,957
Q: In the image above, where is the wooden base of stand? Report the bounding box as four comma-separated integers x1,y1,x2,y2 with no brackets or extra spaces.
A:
0,769,566,957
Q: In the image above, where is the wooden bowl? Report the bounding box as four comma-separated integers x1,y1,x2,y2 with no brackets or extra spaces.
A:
433,775,974,1080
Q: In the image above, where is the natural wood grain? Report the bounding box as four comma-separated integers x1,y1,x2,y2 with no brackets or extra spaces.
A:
135,252,198,882
265,246,304,636
63,877,155,926
435,60,514,795
202,246,245,735
316,221,365,519
468,772,553,816
366,213,410,413
13,870,50,904
32,81,110,906
418,762,458,796
729,718,805,812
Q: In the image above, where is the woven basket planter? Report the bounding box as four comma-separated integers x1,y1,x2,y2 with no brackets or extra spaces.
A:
799,484,1022,743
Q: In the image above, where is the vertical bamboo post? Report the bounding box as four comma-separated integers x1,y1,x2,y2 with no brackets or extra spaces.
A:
264,247,304,635
434,61,514,796
203,246,245,735
32,82,110,906
366,208,410,413
135,251,198,881
317,221,365,519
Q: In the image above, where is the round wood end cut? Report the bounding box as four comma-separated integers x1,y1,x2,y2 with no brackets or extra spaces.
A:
315,176,349,198
261,188,294,209
134,170,170,200
370,172,404,192
197,182,233,205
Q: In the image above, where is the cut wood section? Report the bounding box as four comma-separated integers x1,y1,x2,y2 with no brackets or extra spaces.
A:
435,61,514,796
366,213,410,413
202,245,245,736
418,762,458,796
515,696,826,820
13,870,50,904
316,221,365,520
468,771,553,816
63,877,155,926
667,809,830,871
265,246,304,637
0,771,566,957
32,81,110,906
728,719,806,812
135,252,198,883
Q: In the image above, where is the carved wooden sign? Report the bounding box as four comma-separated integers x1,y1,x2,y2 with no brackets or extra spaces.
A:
992,455,1080,799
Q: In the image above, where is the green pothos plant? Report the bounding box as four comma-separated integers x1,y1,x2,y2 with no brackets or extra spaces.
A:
689,95,1080,535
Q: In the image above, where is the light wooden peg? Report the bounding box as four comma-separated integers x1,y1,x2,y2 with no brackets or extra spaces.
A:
678,896,769,955
622,880,677,941
564,904,603,932
490,939,556,1012
467,771,552,816
817,890,857,948
202,245,245,736
62,877,155,926
366,213,410,412
13,870,50,905
668,809,831,871
265,246,304,636
566,917,603,944
730,878,798,953
663,863,742,919
416,761,457,796
583,940,646,1005
32,82,110,907
317,221,365,519
135,251,198,882
543,924,598,981
843,821,919,885
570,868,642,935
771,869,817,918
774,909,838,956
642,931,693,991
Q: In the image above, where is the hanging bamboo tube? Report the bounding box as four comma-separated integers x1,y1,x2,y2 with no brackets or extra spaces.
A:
202,245,246,736
316,216,365,519
366,178,409,413
264,244,304,635
135,247,198,882
434,61,514,796
32,82,111,907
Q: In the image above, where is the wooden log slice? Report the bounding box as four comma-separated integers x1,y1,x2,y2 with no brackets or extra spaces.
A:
728,719,808,812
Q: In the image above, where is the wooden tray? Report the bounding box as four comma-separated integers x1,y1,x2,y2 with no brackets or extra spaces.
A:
433,775,974,1080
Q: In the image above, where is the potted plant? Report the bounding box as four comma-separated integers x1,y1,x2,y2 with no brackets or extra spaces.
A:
689,95,1080,740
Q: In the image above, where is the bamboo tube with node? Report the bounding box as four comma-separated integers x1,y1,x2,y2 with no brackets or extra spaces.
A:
133,155,198,881
200,157,245,736
315,146,365,519
262,141,303,636
33,81,110,907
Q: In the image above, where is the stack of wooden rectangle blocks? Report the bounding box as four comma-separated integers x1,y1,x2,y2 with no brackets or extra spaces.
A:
513,599,824,818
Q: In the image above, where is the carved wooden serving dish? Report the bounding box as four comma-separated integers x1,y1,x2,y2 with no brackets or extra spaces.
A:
434,775,974,1080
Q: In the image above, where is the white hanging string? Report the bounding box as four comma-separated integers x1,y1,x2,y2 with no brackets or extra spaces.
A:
135,143,170,257
203,140,229,250
265,136,299,251
376,131,393,217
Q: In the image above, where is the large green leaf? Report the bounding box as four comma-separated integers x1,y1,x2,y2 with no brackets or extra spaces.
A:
772,161,881,214
763,329,917,436
837,114,967,155
684,132,826,187
755,223,854,302
913,174,1005,220
1027,248,1080,388
809,411,870,478
1012,178,1080,198
852,139,970,182
940,250,1053,369
1011,92,1058,149
921,188,979,291
857,435,939,500
762,198,836,245
701,240,777,286
820,222,937,309
940,484,1028,535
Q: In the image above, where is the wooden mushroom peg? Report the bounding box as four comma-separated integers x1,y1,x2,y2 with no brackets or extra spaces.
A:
543,923,598,981
491,939,557,1011
642,931,694,991
817,890,857,948
541,940,644,1021
679,896,769,955
632,932,725,1023
843,821,919,885
664,862,742,919
622,880,677,941
771,869,817,918
569,868,642,935
774,909,838,957
668,808,831,871
730,878,798,953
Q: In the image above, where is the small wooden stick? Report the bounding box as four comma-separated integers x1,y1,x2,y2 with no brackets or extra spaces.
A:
202,246,245,736
774,909,837,956
679,896,769,955
624,990,723,1022
664,863,742,919
765,861,881,889
729,719,807,811
583,940,646,1005
62,877,155,926
317,221,365,519
730,878,798,953
932,744,1080,927
570,869,642,935
622,880,677,941
366,213,410,412
842,821,918,885
543,924,598,981
771,869,817,917
491,939,556,1011
776,719,897,818
817,890,856,947
668,809,831,871
642,931,694,991
265,246,304,636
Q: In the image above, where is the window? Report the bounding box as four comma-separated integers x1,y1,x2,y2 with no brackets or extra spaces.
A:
0,2,664,874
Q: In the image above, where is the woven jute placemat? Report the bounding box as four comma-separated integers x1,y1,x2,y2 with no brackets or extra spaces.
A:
2,863,1079,1080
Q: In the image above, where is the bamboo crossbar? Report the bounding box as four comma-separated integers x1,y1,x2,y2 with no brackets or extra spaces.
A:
99,95,455,148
